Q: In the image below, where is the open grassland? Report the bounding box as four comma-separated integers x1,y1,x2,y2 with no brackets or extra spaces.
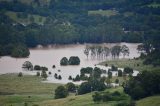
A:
88,9,118,17
100,59,160,72
36,87,128,106
5,11,46,25
137,95,160,106
0,74,60,106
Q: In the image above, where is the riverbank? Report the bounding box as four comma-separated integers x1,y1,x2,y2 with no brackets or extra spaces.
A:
100,58,160,72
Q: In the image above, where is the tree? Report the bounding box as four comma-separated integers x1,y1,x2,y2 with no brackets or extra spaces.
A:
54,73,58,79
60,57,68,65
55,86,68,99
22,61,33,71
34,65,41,70
84,45,90,59
118,70,123,77
111,45,121,59
41,70,48,79
121,45,130,58
58,75,62,80
66,82,76,92
68,76,72,80
36,72,40,76
115,79,119,84
69,56,80,65
123,67,133,74
18,72,23,77
78,82,91,95
11,45,30,58
92,92,102,102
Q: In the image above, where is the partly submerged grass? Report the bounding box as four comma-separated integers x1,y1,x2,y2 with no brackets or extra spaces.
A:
100,59,160,72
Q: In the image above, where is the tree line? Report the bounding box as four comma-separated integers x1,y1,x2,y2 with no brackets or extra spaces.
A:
84,45,130,60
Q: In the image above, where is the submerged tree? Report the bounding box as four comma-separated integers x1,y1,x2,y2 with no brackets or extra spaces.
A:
22,61,33,71
121,45,130,58
84,45,90,59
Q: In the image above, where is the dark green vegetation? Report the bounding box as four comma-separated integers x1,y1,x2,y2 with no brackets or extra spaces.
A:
124,70,160,100
1,0,160,57
60,56,80,65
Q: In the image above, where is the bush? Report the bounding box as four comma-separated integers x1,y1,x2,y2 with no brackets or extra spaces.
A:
41,70,48,79
36,72,40,76
58,75,62,80
60,57,69,65
69,56,80,65
55,86,68,99
78,82,91,95
48,72,52,75
66,82,76,92
34,65,41,70
11,45,30,58
111,65,118,71
68,76,72,80
118,70,122,77
123,67,133,74
115,79,119,84
41,66,48,71
18,72,23,77
52,65,56,68
92,92,102,102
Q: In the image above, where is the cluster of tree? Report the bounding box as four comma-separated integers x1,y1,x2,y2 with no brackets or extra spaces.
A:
124,70,160,100
93,91,124,102
60,56,80,65
55,82,76,99
84,45,130,59
34,65,48,71
54,73,62,80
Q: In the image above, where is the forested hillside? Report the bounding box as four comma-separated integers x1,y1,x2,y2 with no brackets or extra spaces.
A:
0,0,160,57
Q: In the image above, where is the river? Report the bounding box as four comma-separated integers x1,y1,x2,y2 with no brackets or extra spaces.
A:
0,43,140,84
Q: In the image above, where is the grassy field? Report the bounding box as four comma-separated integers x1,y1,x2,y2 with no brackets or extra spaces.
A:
137,95,160,106
0,73,130,106
0,74,60,106
5,11,46,25
36,87,128,106
100,59,160,72
88,9,118,17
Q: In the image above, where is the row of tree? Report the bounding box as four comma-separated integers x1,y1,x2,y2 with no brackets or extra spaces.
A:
84,45,130,59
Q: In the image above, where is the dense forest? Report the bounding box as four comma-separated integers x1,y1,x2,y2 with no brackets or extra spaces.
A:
0,0,160,58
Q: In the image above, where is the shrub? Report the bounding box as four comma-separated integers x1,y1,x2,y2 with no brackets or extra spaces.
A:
18,72,23,77
78,82,91,95
41,70,48,79
68,76,72,80
34,65,41,70
69,56,80,65
60,57,69,65
123,67,133,74
118,70,122,77
48,72,52,75
55,86,68,99
92,92,102,102
36,72,40,76
58,75,62,80
115,79,119,84
66,82,76,92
